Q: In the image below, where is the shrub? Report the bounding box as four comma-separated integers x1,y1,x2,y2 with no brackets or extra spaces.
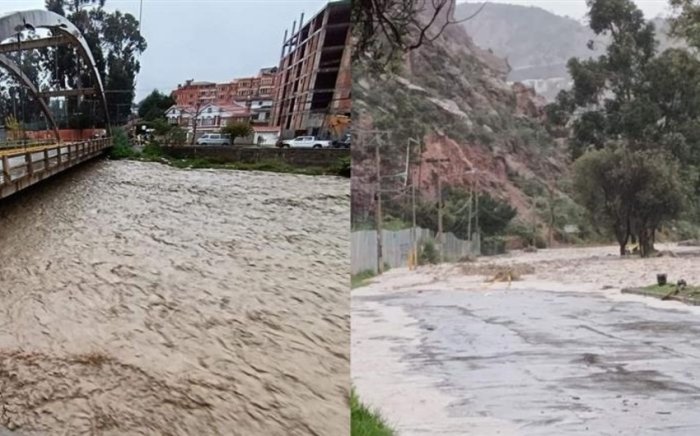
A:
419,239,439,265
482,236,507,256
108,128,136,159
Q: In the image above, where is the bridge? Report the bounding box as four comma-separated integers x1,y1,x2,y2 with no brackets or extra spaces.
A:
0,9,112,200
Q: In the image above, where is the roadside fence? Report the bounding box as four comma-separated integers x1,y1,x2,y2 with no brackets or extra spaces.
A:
351,227,480,274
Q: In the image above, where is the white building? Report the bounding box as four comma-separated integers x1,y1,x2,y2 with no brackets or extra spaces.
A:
252,126,280,146
165,102,251,138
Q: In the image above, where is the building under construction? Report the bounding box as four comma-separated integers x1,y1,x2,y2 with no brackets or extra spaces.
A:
271,0,351,139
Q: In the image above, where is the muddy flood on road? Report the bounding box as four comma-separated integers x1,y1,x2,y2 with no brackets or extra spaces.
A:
0,160,350,435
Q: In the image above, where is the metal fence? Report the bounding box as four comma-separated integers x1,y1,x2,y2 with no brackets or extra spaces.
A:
351,227,479,274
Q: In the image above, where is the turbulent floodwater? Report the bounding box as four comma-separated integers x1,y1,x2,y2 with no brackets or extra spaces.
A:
0,159,350,435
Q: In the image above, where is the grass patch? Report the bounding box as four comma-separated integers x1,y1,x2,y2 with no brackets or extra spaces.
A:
161,156,345,176
352,269,377,289
351,389,395,436
109,140,349,177
642,283,700,297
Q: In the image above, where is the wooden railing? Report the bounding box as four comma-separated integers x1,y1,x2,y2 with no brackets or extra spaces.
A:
0,138,56,150
0,138,112,200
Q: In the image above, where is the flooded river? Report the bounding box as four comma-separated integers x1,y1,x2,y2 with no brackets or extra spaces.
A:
0,159,350,435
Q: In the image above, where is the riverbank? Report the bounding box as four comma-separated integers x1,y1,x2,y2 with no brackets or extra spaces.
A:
110,142,350,177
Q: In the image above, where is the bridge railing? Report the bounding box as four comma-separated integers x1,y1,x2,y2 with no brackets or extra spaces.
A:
0,138,57,150
0,138,112,196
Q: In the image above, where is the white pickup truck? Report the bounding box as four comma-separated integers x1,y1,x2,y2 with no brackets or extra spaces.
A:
278,136,332,149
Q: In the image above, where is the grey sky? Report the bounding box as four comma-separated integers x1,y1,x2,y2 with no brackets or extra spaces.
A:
458,1,672,20
0,0,328,101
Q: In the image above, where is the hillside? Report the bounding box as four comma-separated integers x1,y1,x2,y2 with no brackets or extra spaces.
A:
353,2,580,240
456,2,683,100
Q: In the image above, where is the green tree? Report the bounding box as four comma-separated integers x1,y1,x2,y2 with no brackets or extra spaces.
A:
138,90,175,121
148,118,172,136
573,146,685,257
403,187,517,240
547,0,658,158
546,0,700,255
41,0,146,126
221,121,253,144
670,0,700,50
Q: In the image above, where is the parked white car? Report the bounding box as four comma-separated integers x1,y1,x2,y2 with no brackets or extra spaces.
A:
196,133,231,146
278,136,332,149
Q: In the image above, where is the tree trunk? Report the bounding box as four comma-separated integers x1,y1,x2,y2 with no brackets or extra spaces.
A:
639,228,654,258
615,225,629,256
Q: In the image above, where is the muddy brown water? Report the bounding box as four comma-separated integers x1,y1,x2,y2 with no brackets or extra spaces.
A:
0,159,350,435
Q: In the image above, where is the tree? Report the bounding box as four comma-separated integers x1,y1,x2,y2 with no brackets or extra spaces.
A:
166,126,187,146
185,100,207,145
573,146,685,257
401,187,517,240
40,0,146,127
148,118,172,136
4,115,22,141
221,121,253,144
547,0,658,158
670,0,700,50
352,0,487,67
138,90,175,121
545,0,700,255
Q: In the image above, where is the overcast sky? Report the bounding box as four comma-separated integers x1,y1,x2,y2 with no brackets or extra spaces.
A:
0,0,328,101
458,0,672,20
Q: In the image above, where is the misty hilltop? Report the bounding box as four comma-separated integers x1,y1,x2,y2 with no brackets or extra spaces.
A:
456,2,682,100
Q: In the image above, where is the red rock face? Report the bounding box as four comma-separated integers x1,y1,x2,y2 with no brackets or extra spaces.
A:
352,0,570,232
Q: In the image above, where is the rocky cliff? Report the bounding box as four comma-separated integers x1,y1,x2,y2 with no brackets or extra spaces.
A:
352,3,574,231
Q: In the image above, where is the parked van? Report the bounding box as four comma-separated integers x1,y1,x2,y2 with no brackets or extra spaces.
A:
196,133,231,146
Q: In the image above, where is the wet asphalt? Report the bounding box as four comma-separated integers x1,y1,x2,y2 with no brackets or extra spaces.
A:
361,288,700,435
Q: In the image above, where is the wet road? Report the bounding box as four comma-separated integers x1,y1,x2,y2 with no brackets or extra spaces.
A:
354,287,700,435
0,159,350,435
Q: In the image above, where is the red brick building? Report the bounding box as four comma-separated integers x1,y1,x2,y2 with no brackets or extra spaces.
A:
270,0,351,139
170,68,278,124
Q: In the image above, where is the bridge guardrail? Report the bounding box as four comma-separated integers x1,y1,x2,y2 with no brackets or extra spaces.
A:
0,138,56,150
0,138,112,199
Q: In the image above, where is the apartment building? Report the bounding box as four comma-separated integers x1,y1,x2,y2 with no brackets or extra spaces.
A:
171,68,278,124
270,0,351,138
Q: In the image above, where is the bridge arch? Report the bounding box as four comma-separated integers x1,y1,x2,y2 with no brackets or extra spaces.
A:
0,9,111,140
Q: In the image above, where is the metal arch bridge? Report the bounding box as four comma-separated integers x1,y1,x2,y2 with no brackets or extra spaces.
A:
0,9,113,200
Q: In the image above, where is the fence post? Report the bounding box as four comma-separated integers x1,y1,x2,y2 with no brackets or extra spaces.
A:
25,152,33,177
43,149,49,171
2,155,10,184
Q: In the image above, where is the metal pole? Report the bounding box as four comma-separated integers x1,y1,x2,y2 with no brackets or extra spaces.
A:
475,179,480,246
467,184,473,243
375,138,384,274
411,176,417,268
437,175,444,263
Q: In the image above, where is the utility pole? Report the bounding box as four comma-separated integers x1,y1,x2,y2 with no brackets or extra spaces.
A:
424,157,450,262
407,137,420,269
475,181,480,247
411,176,417,268
375,137,384,274
467,184,473,242
437,175,444,263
